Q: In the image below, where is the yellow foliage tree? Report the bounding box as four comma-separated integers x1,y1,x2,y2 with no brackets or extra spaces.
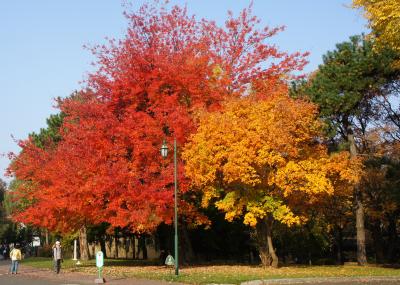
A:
353,0,400,61
182,94,361,267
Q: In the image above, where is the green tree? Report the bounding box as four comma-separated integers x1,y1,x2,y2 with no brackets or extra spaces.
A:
292,35,400,265
0,180,19,245
28,90,88,149
0,179,6,217
30,113,64,149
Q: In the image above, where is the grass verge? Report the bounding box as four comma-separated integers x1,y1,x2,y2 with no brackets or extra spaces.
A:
21,257,400,284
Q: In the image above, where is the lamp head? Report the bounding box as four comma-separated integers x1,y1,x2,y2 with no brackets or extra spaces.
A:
161,140,168,158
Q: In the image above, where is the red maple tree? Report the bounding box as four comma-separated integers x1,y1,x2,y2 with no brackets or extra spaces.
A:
8,2,308,235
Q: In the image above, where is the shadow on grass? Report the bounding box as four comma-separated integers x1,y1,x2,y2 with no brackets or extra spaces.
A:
22,257,161,268
104,259,263,268
381,264,400,269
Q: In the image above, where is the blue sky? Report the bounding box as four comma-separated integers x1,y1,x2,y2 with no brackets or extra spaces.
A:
0,0,367,183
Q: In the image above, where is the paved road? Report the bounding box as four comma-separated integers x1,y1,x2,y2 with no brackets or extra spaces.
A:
0,260,179,285
0,273,70,285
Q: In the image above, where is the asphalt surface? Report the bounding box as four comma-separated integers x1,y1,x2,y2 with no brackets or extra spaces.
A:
0,273,62,284
0,259,178,284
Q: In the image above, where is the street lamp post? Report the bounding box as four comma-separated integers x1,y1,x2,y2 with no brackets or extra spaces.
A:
161,138,179,276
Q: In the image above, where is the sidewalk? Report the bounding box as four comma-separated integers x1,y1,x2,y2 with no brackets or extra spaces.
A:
0,260,183,285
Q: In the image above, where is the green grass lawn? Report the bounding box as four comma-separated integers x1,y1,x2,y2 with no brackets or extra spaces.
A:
21,257,400,284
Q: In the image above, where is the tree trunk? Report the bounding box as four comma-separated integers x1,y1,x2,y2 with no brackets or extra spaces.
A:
136,236,141,259
255,218,270,267
355,189,367,265
79,225,90,261
347,128,367,265
139,235,147,260
89,242,95,259
105,235,112,258
181,222,195,264
122,236,128,259
255,217,278,267
371,221,384,263
266,216,278,267
334,226,344,265
111,232,119,259
387,215,398,262
100,235,107,258
45,229,49,246
131,235,136,259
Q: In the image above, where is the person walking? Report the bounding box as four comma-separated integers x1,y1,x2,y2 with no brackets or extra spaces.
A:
4,244,9,260
9,244,22,274
53,240,63,274
0,244,4,260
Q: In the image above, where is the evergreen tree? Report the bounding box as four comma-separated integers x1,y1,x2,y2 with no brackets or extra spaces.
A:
292,35,400,265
